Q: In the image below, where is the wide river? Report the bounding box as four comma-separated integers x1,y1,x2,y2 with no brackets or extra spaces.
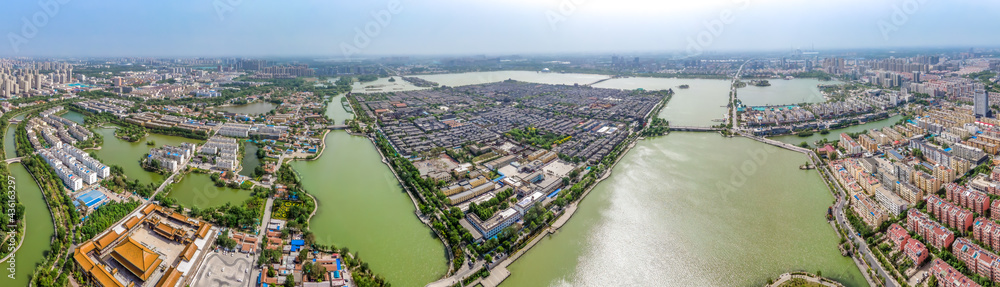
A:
502,132,864,286
504,75,862,286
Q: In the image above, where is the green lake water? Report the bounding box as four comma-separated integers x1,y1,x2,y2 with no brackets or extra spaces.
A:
166,173,251,209
94,128,198,185
290,98,447,287
593,77,732,127
737,79,843,106
503,76,865,287
291,131,448,287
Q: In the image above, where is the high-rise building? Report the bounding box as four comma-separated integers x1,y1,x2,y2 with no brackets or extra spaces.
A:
975,89,990,118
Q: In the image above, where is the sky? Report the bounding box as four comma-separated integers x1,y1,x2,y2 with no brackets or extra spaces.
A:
1,0,998,57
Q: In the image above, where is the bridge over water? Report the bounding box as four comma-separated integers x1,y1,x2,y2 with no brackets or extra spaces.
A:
670,126,723,132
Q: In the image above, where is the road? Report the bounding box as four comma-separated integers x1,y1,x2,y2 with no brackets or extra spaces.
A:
147,172,179,202
812,150,898,287
425,258,484,287
258,198,274,236
728,60,748,129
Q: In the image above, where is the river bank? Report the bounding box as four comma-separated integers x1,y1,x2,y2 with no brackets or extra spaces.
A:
0,163,57,287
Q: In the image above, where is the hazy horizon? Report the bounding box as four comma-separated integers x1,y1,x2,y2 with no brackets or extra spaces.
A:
3,0,999,57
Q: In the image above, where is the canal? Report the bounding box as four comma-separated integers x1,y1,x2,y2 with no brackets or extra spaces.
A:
4,125,15,159
290,96,447,287
239,143,260,177
0,163,55,287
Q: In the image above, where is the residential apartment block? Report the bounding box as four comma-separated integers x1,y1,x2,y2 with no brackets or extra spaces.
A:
927,195,974,231
907,209,956,249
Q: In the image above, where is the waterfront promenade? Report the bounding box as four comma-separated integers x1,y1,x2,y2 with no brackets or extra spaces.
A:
766,272,846,287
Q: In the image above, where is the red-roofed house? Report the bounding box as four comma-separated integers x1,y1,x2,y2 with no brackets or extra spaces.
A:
887,224,910,249
903,238,928,265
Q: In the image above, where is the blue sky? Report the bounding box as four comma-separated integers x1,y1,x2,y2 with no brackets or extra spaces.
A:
1,0,998,57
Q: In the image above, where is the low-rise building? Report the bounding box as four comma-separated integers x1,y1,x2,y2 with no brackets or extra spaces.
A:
467,208,520,239
902,238,928,265
850,194,886,228
874,187,908,217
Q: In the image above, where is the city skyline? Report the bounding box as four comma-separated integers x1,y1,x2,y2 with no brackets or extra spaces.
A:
2,0,999,57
